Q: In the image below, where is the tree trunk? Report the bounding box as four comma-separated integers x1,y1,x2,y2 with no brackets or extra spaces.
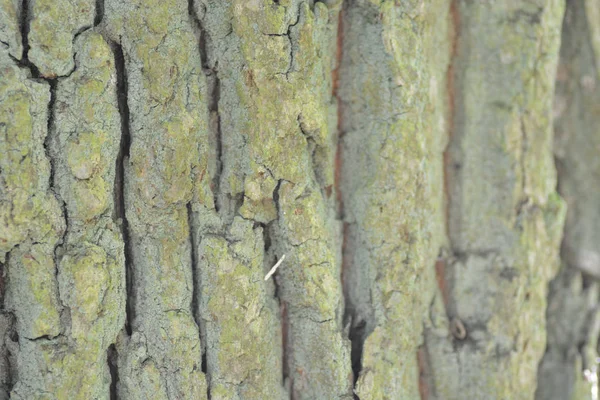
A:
0,0,597,399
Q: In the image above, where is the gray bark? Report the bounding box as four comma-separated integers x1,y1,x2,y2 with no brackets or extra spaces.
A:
0,0,597,399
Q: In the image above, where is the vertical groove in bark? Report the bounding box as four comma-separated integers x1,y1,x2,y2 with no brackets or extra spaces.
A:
270,179,290,395
186,202,200,334
107,344,119,400
94,0,104,26
188,0,222,218
43,78,57,187
188,3,213,397
19,0,31,63
0,261,4,308
42,77,69,325
0,258,9,399
186,200,208,400
208,74,222,215
111,41,133,336
0,306,16,399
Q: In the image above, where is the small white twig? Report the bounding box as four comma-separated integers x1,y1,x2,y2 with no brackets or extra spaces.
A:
265,254,285,281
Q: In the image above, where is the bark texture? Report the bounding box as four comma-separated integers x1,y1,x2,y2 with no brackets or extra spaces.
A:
536,1,600,399
423,1,567,399
0,0,597,399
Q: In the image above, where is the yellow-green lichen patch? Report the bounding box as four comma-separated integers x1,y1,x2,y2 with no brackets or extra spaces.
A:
10,338,112,400
0,54,64,256
239,162,278,224
0,47,66,347
66,131,105,180
198,219,284,399
28,0,95,77
53,31,122,225
58,241,124,342
7,244,62,339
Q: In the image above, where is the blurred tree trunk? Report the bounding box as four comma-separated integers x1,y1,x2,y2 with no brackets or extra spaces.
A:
0,0,595,399
536,1,600,399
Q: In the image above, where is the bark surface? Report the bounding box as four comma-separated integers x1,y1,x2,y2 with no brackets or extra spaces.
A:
0,0,596,399
537,1,600,399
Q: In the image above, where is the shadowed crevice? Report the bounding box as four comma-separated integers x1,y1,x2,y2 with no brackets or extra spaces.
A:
43,78,58,191
0,258,15,397
110,41,134,336
107,344,119,400
186,202,207,385
41,77,71,327
188,0,222,216
1,312,17,396
271,181,290,388
187,3,217,398
94,0,105,26
19,0,40,76
208,74,222,214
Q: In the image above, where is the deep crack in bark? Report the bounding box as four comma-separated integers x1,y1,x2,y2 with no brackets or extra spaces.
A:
188,2,216,397
110,41,134,336
272,181,290,385
19,0,40,76
208,74,222,214
188,0,222,216
262,179,292,397
0,257,13,397
94,0,105,26
41,76,71,333
107,344,119,400
186,201,206,380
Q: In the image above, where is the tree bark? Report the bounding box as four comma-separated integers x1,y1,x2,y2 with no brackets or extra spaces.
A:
537,1,600,399
0,0,596,399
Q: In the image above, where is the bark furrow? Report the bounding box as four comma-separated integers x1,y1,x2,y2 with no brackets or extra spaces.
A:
110,40,133,337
